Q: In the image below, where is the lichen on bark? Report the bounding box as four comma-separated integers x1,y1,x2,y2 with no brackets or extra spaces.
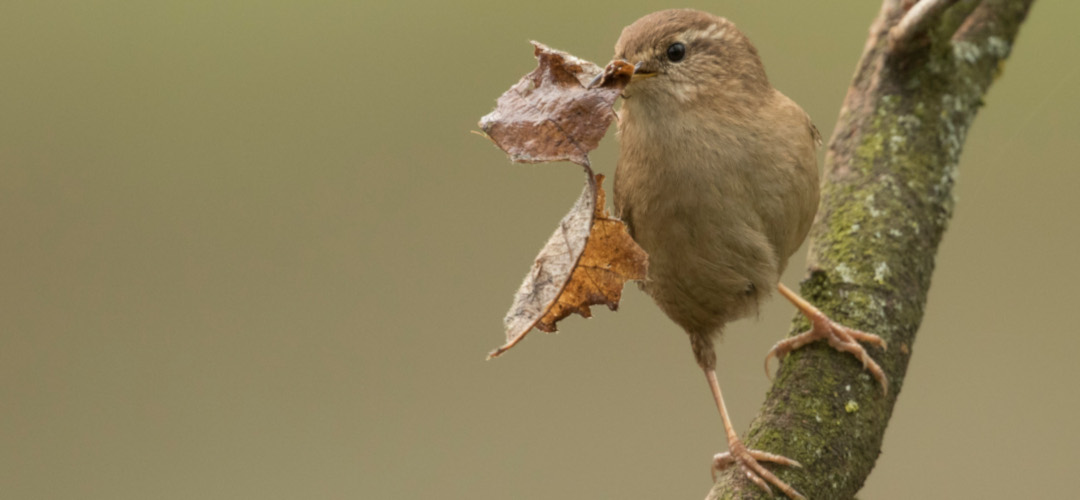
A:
708,1,1035,498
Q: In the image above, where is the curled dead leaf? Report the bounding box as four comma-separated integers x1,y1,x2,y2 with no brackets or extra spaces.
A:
479,42,645,358
478,42,632,167
489,174,648,359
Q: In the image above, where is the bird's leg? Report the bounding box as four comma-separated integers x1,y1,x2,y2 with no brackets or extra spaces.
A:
692,337,805,500
766,283,889,395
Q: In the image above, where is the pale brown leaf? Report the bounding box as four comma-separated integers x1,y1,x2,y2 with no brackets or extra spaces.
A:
477,42,632,167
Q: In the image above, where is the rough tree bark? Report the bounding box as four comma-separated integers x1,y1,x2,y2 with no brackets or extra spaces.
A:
709,1,1035,498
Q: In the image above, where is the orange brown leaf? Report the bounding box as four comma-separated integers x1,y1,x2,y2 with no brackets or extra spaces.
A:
490,174,648,359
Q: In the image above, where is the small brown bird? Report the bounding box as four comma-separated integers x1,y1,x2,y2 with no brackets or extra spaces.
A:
605,9,887,499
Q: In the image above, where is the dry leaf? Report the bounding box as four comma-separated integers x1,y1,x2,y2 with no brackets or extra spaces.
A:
489,174,648,359
478,42,633,167
479,42,645,359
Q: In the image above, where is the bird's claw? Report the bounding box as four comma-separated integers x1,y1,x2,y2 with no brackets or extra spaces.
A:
711,444,805,500
765,313,889,395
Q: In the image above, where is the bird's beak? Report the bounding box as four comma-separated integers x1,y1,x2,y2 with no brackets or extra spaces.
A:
587,59,635,89
588,59,653,89
630,61,657,82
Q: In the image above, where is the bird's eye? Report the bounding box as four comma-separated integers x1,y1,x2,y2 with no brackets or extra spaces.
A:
666,42,686,62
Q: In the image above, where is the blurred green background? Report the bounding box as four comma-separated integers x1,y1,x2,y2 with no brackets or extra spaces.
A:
2,1,1077,498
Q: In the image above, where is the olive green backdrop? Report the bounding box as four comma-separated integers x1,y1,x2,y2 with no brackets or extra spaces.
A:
2,1,1077,499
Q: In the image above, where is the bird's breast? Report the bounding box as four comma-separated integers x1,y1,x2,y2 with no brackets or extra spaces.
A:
614,136,778,336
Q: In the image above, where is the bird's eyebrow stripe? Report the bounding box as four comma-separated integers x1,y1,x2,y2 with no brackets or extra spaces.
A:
681,23,728,44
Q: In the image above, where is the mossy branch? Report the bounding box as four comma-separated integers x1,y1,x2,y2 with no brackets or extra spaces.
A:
709,1,1034,498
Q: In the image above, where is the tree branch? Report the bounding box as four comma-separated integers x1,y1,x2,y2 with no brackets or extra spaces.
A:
708,1,1035,498
888,0,963,52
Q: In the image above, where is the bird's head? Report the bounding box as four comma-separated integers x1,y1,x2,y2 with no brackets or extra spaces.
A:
606,9,770,105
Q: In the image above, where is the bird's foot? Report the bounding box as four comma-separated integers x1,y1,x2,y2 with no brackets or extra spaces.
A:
765,308,888,395
711,439,804,500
